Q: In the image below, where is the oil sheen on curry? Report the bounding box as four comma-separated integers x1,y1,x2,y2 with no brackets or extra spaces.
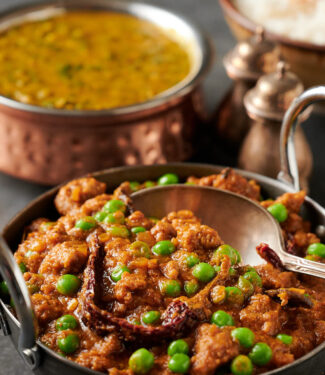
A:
1,170,325,375
0,12,191,110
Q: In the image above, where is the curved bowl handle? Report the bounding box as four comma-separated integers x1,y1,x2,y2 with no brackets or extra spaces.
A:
278,86,325,191
0,236,40,370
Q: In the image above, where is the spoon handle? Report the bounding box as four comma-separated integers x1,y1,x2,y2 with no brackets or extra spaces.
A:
282,252,325,279
279,85,325,191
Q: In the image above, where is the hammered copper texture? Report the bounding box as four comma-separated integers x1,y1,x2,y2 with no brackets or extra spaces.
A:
0,89,205,185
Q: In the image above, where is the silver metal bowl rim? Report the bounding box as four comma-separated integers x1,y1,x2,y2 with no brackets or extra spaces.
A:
0,0,212,117
1,162,325,375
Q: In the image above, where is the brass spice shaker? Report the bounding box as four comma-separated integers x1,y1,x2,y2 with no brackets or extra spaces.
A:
217,28,280,148
238,62,312,190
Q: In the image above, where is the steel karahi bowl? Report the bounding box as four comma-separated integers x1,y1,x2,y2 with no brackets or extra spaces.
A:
219,0,325,90
0,0,212,185
1,87,325,374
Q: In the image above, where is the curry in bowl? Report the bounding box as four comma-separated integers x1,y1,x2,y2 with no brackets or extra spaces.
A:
1,169,325,375
0,11,191,110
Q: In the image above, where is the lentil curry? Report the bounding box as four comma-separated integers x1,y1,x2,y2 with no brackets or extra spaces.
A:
0,12,191,110
1,169,325,375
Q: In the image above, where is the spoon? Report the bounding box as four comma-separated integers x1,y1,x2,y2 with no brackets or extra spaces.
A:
132,185,325,279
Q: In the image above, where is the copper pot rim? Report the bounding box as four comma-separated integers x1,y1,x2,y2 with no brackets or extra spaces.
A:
0,0,213,118
1,162,325,375
219,0,325,53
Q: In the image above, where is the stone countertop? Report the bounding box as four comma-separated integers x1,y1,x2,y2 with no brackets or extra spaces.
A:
0,1,324,374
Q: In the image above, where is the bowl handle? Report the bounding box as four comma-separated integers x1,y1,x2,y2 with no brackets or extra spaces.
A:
278,86,325,191
0,236,40,370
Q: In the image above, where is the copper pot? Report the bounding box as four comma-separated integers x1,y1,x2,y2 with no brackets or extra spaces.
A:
0,0,212,185
219,0,325,89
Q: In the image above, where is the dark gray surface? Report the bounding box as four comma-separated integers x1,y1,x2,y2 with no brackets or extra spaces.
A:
0,1,324,374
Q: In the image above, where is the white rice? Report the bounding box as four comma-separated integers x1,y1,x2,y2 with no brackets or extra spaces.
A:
233,0,325,45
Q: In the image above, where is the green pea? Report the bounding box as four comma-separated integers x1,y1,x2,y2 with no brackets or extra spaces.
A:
168,353,190,374
129,348,154,374
211,310,234,327
158,173,179,186
149,216,159,224
19,262,27,273
229,267,237,276
108,226,130,238
186,254,200,268
307,243,325,258
249,342,272,366
0,281,9,295
93,211,108,222
142,311,160,325
276,334,293,345
131,226,146,234
225,287,244,306
103,213,116,224
243,271,262,288
27,284,40,295
231,327,255,348
184,181,195,185
231,355,253,375
56,315,78,331
103,212,125,225
184,280,199,296
168,339,189,356
214,244,241,265
237,276,254,297
75,216,97,230
129,241,151,258
214,265,237,276
103,199,126,213
192,263,215,283
161,280,181,297
267,203,288,223
57,333,80,354
144,181,155,188
111,265,130,282
152,240,175,256
130,181,140,192
244,266,258,274
56,274,80,296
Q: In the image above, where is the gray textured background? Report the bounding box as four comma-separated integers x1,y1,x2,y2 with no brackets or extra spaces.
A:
0,1,324,374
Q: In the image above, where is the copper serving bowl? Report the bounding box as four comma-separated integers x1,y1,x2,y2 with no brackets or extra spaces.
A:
219,0,325,89
0,0,212,185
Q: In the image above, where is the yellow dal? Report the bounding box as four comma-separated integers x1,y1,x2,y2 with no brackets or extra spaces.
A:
0,12,191,110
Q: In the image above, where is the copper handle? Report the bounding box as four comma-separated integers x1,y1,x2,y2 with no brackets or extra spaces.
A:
0,236,40,370
278,86,325,191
